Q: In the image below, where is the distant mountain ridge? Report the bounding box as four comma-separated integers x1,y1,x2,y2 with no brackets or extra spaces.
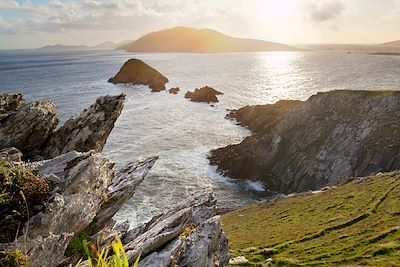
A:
118,26,298,53
381,40,400,46
38,40,132,51
38,44,89,51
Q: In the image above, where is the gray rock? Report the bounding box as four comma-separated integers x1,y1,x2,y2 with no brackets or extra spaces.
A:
40,94,125,159
0,93,25,121
0,147,23,162
0,101,59,156
4,151,157,267
120,190,229,267
210,90,400,193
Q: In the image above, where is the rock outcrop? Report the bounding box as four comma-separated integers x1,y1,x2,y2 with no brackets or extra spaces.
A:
1,151,157,267
168,87,180,94
40,94,125,159
0,147,22,162
184,86,223,103
0,93,125,161
1,151,229,267
108,59,169,92
84,190,229,267
0,92,230,266
209,90,400,193
0,93,25,121
0,101,59,156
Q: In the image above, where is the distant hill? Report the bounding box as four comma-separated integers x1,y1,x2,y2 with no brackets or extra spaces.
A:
92,41,116,50
381,40,400,46
117,26,298,53
38,41,133,51
223,171,400,266
38,44,89,51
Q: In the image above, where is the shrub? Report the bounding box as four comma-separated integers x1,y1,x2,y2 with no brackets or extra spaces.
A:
0,250,30,267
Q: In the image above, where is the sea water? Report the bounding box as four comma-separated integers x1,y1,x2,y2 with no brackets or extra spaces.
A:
1,48,399,226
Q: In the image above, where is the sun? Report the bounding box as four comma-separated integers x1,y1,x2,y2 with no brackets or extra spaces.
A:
261,0,297,19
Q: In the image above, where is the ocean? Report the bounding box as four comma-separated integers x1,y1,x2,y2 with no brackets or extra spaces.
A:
1,48,399,226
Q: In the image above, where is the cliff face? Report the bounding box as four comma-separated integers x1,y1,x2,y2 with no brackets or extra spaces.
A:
209,90,400,193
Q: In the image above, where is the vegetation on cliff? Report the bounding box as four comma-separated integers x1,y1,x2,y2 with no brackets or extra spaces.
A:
222,172,400,266
0,161,50,243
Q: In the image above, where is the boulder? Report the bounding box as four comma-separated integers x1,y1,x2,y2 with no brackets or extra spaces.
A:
168,87,180,94
209,90,400,193
184,86,223,103
39,94,125,159
108,59,169,92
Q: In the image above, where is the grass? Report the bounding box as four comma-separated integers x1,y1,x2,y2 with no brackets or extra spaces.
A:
75,237,140,267
0,160,51,242
222,172,400,266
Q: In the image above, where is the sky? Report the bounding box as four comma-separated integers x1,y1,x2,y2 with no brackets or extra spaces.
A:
0,0,399,49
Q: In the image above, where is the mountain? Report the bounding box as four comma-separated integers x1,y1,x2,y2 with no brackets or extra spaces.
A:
92,41,116,50
117,26,298,53
223,171,400,266
381,40,400,46
38,41,132,51
38,44,89,51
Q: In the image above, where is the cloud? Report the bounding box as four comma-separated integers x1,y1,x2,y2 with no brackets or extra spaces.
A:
0,15,6,29
0,0,172,34
306,0,344,23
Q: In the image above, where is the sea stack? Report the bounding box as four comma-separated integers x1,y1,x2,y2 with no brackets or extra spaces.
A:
184,86,223,103
108,59,169,92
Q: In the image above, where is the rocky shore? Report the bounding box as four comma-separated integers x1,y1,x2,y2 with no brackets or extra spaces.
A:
0,93,229,267
209,90,400,193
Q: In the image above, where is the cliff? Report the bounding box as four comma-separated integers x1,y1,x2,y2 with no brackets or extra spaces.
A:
223,171,400,266
0,93,229,266
209,90,400,193
108,59,169,92
380,40,400,47
118,26,298,53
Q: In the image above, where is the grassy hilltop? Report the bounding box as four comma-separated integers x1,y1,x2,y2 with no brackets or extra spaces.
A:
222,172,400,266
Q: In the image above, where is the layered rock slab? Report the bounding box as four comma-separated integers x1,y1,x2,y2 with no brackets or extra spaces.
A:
40,94,125,159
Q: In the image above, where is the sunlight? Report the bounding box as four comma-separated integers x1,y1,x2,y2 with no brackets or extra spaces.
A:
261,0,297,19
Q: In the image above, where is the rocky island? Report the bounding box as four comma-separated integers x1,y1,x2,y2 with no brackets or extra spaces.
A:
168,87,180,94
185,86,224,103
108,59,169,92
209,90,400,193
0,93,229,267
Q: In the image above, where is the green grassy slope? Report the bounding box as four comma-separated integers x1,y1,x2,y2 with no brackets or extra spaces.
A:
222,172,400,266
